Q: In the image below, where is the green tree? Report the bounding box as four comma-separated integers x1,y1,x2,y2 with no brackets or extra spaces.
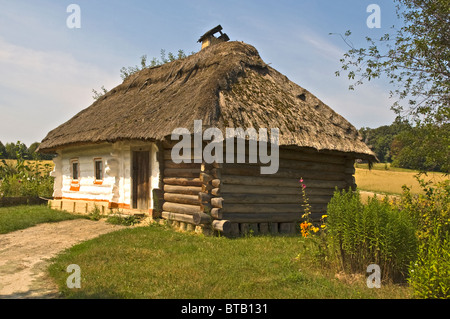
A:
391,123,450,172
119,49,189,81
336,0,449,124
92,49,193,100
4,142,28,160
359,119,410,162
0,141,5,159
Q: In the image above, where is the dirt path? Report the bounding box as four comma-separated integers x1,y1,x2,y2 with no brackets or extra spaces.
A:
0,219,125,299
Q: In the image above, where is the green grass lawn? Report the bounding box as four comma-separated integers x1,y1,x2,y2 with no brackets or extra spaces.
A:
0,205,84,234
48,224,412,299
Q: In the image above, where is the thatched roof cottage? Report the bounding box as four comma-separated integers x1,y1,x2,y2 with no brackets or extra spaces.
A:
39,28,376,236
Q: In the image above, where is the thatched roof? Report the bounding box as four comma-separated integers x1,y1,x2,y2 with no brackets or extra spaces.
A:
38,41,376,160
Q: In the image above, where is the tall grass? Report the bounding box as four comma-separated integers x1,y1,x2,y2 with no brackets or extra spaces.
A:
326,189,417,283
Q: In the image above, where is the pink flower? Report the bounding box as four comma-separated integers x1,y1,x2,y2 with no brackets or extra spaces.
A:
302,184,306,189
299,179,304,183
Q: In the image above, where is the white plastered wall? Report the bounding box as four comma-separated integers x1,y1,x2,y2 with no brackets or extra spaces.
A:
51,141,160,210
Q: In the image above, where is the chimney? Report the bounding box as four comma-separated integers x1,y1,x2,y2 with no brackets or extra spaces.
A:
197,25,230,49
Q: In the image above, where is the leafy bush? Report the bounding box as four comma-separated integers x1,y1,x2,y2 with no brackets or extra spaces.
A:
409,230,450,298
106,213,141,226
0,144,54,198
326,188,417,282
87,204,103,221
401,176,450,298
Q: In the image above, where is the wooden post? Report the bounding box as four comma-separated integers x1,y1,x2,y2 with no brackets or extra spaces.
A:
259,223,269,235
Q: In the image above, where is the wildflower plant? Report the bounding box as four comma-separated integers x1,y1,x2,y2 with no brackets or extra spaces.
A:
299,178,323,237
298,178,329,264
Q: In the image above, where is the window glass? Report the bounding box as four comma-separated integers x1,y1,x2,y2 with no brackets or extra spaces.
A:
72,161,79,180
95,160,103,180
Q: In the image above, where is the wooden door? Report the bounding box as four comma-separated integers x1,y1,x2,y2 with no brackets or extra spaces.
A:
132,151,150,210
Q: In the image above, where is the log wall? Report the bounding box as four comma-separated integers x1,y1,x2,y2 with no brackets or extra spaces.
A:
160,140,356,237
161,141,203,231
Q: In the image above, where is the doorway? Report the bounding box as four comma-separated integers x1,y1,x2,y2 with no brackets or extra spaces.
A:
132,151,150,210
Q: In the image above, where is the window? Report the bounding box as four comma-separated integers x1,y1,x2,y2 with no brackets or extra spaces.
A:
94,159,103,181
71,160,79,180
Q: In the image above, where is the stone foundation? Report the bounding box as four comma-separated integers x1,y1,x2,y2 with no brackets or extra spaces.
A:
165,219,298,237
48,199,150,217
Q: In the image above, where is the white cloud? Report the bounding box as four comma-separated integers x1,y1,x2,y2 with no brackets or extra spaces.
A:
0,37,119,145
297,32,345,61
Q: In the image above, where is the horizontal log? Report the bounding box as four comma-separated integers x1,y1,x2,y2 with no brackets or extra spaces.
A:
198,192,212,203
164,185,202,195
221,194,331,204
163,149,202,161
211,197,224,208
200,173,214,183
218,213,302,223
278,148,346,165
344,158,355,168
162,211,195,224
201,163,216,172
221,164,346,181
163,177,202,187
220,175,347,189
162,202,201,215
202,184,213,192
164,161,201,169
344,167,356,174
193,212,212,225
219,203,327,214
224,142,346,165
211,188,220,196
279,159,344,173
219,184,335,196
212,220,232,234
200,203,212,214
211,208,221,219
211,179,221,188
164,149,348,170
164,193,199,206
164,168,200,178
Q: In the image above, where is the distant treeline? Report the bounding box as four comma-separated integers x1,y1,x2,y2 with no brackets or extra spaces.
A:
359,119,449,173
0,141,54,161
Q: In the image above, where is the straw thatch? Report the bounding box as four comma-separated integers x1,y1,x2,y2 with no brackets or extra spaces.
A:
38,41,376,160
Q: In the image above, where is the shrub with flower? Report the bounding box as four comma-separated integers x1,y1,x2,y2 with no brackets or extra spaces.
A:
299,178,324,237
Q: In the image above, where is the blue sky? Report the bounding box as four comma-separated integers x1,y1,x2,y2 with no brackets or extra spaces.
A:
0,0,401,146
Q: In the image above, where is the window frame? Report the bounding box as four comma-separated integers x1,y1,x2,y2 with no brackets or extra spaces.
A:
70,158,80,181
69,158,80,192
93,158,104,185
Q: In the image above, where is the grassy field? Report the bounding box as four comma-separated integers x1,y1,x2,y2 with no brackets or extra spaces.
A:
1,159,53,171
355,164,447,195
48,224,411,299
0,205,84,234
5,162,446,299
